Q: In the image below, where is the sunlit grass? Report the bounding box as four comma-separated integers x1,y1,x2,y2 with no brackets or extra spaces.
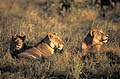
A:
0,0,120,79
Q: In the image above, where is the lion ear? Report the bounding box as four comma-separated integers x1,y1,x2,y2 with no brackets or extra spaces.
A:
53,33,58,35
99,29,103,33
48,33,53,39
21,35,26,41
90,29,96,36
12,34,16,40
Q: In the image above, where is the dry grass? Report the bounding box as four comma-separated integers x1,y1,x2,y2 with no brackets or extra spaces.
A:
0,0,120,79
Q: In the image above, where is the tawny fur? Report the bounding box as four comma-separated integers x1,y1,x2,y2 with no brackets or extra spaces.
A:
11,34,30,57
82,29,108,54
14,33,64,59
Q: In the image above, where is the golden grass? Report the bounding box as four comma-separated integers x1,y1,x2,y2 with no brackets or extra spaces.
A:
0,0,120,79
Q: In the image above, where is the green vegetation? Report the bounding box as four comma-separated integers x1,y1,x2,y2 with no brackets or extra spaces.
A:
0,0,120,79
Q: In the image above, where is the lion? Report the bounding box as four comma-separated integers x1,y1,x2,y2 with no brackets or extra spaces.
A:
82,28,108,54
15,33,64,59
10,34,30,57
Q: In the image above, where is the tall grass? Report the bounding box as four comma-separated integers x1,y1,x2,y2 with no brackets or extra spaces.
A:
0,0,120,79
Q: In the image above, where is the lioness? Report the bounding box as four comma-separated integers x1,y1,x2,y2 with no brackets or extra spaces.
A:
10,34,30,57
82,29,108,54
15,33,64,59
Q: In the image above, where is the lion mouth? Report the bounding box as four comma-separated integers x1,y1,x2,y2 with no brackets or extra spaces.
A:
100,39,108,43
16,45,22,50
102,39,108,43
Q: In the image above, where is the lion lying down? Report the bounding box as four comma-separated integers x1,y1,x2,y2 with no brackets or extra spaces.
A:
11,34,32,57
82,28,108,54
11,33,64,59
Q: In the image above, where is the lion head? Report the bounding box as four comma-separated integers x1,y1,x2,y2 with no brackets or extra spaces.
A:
90,29,108,44
82,29,108,53
40,33,64,51
11,34,26,51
